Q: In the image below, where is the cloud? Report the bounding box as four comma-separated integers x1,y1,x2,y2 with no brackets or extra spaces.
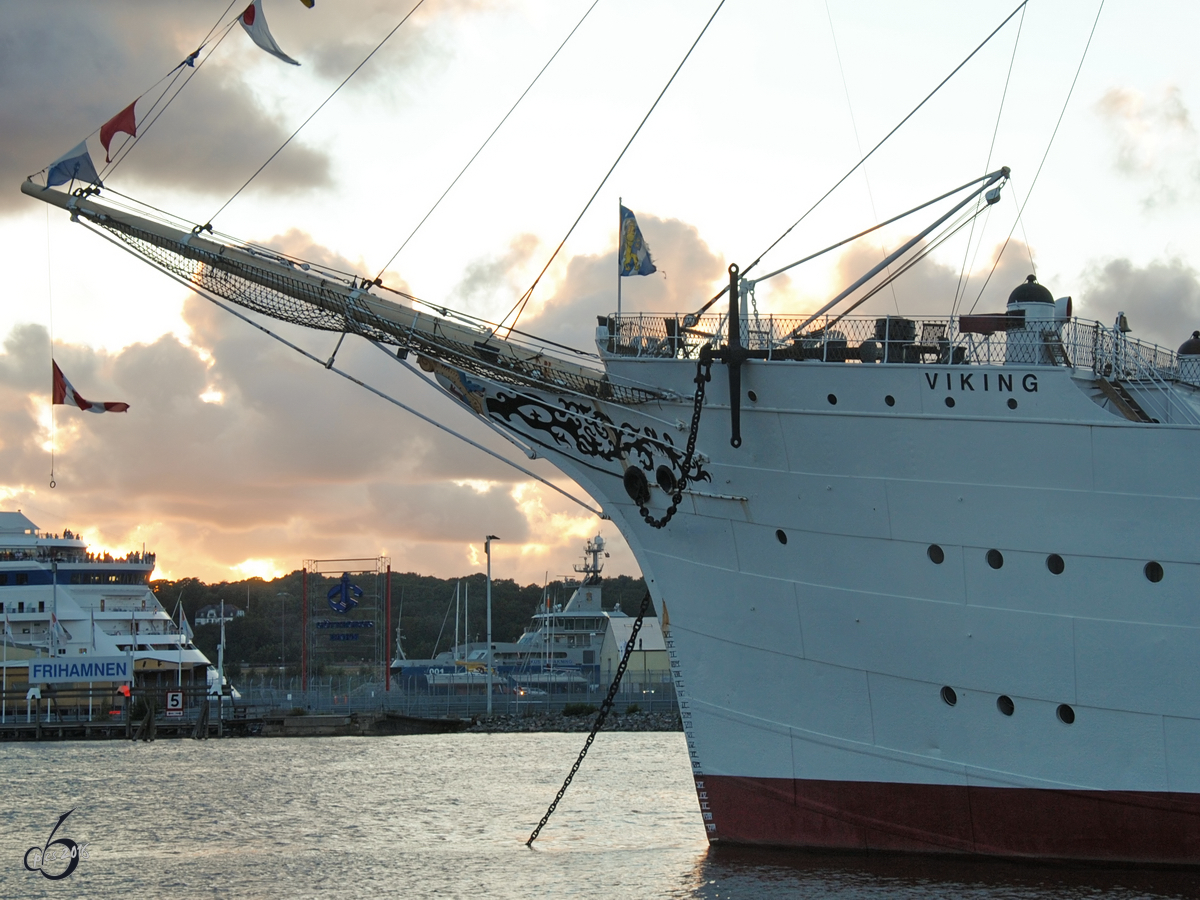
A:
1095,86,1200,210
449,233,540,315
1,3,332,211
0,279,612,585
1,0,509,214
1077,256,1200,350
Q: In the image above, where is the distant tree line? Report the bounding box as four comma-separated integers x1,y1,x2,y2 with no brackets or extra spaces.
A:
152,569,649,672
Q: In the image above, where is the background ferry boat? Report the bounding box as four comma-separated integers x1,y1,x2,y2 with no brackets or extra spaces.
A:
391,536,667,697
0,510,212,690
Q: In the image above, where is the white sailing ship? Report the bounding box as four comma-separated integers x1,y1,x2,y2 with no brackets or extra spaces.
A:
21,2,1200,864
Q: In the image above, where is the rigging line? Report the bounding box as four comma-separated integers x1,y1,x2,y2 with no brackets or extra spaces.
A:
364,338,540,459
970,0,1105,314
952,2,1025,320
104,20,241,178
825,203,991,329
75,215,606,517
209,0,431,225
741,0,1029,283
502,0,730,335
374,0,606,282
101,64,191,178
102,1,242,179
751,170,1004,285
954,197,998,319
824,0,900,316
45,205,56,489
203,0,242,46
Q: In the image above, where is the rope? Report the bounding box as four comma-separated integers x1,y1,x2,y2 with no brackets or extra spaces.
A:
209,0,431,225
104,20,240,178
75,217,607,518
375,0,606,281
45,205,56,489
503,0,730,335
739,0,1030,285
525,591,653,846
952,3,1026,320
970,0,1105,314
824,1,900,316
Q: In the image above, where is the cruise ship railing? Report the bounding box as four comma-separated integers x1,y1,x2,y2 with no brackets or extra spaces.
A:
604,313,1200,395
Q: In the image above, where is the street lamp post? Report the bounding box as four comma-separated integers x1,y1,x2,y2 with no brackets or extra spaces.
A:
485,535,499,716
276,592,290,689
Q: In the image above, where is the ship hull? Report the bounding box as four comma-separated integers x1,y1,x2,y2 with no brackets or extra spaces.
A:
699,775,1200,863
448,353,1200,863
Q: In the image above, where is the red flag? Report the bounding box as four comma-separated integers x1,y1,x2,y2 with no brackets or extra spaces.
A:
100,100,138,163
52,361,129,413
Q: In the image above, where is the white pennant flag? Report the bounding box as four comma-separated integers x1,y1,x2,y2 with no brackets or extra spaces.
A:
240,0,300,66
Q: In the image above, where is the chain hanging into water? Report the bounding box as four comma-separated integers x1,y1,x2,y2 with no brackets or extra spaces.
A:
638,355,711,529
525,591,653,846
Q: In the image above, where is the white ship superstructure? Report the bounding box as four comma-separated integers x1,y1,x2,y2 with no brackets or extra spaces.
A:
0,511,211,687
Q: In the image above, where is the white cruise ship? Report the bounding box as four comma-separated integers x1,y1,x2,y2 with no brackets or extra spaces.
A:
0,511,212,689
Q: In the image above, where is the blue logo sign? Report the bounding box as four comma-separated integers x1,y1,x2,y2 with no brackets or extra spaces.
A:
24,809,88,880
327,572,363,614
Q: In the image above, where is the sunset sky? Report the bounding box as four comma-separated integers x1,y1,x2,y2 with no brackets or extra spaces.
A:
2,0,1199,585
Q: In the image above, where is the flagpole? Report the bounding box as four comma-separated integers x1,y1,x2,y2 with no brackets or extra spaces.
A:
51,559,58,658
89,609,95,721
617,197,622,319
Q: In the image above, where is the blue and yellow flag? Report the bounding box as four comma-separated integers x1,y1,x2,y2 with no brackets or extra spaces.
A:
619,205,657,276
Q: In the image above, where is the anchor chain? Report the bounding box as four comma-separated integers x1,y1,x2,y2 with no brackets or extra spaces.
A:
639,353,712,529
525,591,653,846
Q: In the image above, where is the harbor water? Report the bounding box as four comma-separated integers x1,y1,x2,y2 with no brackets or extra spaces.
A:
3,731,1200,899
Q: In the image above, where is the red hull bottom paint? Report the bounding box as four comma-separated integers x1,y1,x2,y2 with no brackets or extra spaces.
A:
699,776,1200,864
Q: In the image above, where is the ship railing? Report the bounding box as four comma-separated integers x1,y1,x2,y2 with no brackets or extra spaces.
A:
604,313,1200,388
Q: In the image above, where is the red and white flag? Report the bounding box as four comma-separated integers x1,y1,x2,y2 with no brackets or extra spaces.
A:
52,361,129,414
240,0,300,66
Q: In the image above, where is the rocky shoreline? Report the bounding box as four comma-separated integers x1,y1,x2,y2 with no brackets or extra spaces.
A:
465,709,682,733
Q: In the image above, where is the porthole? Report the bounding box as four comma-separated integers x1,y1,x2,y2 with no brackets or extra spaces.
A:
1057,704,1075,725
986,549,1004,569
622,466,650,506
941,686,957,707
827,394,838,405
1007,398,1018,410
775,529,787,545
747,390,758,403
1145,561,1164,583
1046,554,1065,575
997,695,1014,716
655,465,678,495
885,395,896,407
945,396,956,408
927,544,945,565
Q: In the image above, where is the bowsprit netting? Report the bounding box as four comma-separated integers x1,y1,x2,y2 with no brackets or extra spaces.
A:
31,183,663,407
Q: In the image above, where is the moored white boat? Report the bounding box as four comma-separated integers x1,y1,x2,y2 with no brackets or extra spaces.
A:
0,510,213,693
